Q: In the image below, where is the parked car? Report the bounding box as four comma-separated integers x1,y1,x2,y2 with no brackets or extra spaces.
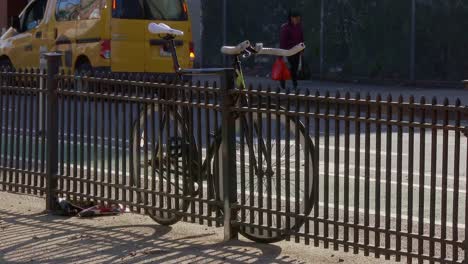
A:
0,0,195,74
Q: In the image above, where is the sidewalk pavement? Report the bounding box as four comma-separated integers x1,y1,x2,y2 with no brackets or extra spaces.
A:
193,75,468,104
0,192,397,264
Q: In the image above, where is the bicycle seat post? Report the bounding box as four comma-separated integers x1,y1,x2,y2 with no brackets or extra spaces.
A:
164,35,182,75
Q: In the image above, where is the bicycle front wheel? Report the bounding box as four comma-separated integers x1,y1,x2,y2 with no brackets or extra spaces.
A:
209,105,316,243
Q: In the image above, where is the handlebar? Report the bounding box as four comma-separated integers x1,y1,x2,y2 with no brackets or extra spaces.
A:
221,41,306,57
147,22,306,58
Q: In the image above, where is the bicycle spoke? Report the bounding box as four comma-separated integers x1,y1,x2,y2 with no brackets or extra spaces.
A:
232,109,314,242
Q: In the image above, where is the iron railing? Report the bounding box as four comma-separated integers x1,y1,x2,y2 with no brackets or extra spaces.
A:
0,54,467,263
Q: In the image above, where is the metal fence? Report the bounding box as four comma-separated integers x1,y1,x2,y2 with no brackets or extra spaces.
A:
0,54,467,263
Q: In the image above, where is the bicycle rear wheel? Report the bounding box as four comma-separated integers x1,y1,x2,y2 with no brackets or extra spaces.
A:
131,105,198,225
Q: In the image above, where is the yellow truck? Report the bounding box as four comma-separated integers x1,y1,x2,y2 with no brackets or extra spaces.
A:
0,0,194,74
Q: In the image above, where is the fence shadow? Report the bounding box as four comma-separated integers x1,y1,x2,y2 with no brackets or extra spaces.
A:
0,208,300,264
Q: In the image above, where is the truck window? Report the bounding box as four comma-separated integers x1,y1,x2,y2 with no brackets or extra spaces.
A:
56,0,80,21
80,0,105,20
21,0,47,32
112,0,187,21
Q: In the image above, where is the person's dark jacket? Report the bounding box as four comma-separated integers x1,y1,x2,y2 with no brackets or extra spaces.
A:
280,22,304,50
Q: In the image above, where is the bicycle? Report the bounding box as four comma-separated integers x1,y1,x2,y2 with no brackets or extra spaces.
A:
131,23,316,243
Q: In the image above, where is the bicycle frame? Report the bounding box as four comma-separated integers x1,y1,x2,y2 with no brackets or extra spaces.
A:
164,35,246,91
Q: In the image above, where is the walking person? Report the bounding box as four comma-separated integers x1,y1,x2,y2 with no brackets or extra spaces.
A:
279,9,304,90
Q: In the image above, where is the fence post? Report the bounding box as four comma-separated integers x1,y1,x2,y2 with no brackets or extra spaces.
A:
45,53,61,212
220,68,238,241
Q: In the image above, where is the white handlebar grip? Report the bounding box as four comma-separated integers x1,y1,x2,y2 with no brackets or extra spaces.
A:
288,43,306,56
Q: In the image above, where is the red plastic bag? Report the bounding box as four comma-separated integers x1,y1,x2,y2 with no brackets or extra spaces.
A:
271,58,291,81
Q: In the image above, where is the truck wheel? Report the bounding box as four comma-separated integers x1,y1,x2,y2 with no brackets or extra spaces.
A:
0,58,12,71
74,61,93,91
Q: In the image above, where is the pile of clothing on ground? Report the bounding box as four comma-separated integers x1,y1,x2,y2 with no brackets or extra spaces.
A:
57,197,128,217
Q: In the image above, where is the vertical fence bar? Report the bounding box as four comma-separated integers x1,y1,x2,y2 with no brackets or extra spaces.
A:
121,77,127,205
266,86,272,239
187,82,194,223
72,77,78,200
333,92,340,251
156,79,164,220
440,98,449,262
3,71,10,191
364,93,371,256
163,79,171,219
256,88,264,236
304,89,311,245
313,91,320,247
220,69,238,240
344,92,350,252
285,88,291,240
375,94,382,259
353,92,361,254
396,95,403,261
114,78,120,202
59,76,64,193
418,97,426,264
79,76,85,199
324,91,330,248
407,96,415,264
34,69,45,194
142,78,149,215
149,76,156,219
429,97,438,264
13,70,20,193
45,53,61,211
130,74,137,211
100,76,106,200
214,81,221,227
28,70,37,191
384,95,393,260
40,70,47,195
93,76,99,198
85,77,91,197
294,88,300,242
9,70,17,192
21,73,27,193
65,76,71,200
178,80,185,221
0,71,4,190
464,124,468,264
196,83,203,224
29,70,36,192
275,87,282,238
204,81,213,226
452,99,461,262
107,75,113,204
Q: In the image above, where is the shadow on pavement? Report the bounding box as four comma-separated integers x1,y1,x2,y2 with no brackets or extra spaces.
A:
0,208,302,264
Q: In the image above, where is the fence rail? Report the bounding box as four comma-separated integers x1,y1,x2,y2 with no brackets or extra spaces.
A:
0,54,467,263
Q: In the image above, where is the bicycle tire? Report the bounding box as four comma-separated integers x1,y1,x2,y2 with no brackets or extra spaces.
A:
131,105,198,225
206,104,316,243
